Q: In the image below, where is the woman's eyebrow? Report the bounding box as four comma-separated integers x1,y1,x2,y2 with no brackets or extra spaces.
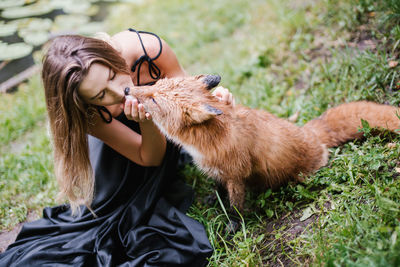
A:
90,68,111,100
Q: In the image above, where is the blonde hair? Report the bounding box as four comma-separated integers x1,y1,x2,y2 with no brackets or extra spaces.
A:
42,35,129,214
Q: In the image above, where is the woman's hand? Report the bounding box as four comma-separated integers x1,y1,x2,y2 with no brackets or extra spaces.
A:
120,95,166,166
212,86,235,106
124,96,152,122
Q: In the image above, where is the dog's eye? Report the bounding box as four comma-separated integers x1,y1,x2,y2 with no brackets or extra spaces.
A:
151,97,157,104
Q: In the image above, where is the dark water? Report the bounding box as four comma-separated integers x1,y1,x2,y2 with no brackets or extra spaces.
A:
0,2,111,90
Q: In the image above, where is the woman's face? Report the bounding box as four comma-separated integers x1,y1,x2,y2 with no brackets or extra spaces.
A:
78,63,133,107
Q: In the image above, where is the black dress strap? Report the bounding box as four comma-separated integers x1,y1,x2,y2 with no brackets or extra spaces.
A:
96,106,112,123
128,28,163,86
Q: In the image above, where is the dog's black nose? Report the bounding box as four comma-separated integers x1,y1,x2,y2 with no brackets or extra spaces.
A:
124,87,130,95
203,75,221,90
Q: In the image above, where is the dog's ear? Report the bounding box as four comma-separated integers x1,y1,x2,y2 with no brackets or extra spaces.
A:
198,74,221,90
188,104,223,124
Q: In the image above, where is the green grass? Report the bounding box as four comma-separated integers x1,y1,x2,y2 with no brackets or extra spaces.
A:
0,76,57,230
0,75,46,144
2,0,400,265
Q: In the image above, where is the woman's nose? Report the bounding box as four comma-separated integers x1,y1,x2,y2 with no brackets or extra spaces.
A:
108,85,125,99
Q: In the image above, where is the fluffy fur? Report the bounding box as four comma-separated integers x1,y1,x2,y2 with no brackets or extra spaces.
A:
130,75,400,211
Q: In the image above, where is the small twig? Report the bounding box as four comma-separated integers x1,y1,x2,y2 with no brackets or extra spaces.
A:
0,64,40,93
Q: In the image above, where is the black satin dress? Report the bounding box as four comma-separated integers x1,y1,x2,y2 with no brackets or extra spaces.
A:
0,30,212,267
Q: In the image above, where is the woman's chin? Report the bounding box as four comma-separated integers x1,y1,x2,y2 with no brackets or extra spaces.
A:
106,103,124,117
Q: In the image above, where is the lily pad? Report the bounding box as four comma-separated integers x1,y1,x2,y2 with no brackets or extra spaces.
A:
76,22,104,35
10,18,52,31
49,0,97,16
52,14,90,34
119,0,144,3
63,2,91,14
49,0,71,9
20,31,49,46
84,5,100,16
0,22,17,37
1,2,53,19
0,0,25,10
0,42,33,61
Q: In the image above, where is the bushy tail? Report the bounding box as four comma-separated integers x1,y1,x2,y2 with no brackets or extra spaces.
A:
303,101,400,148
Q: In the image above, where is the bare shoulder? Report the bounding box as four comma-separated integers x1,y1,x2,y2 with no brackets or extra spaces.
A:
111,30,166,59
111,30,141,63
112,30,185,77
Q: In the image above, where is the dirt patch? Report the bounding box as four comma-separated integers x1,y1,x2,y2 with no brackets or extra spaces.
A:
347,24,379,52
0,224,23,253
261,207,320,266
0,211,39,253
303,22,379,64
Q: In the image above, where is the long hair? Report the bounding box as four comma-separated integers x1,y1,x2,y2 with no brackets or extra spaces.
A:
42,35,129,214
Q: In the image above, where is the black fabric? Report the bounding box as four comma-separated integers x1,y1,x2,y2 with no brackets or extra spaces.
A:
0,114,212,266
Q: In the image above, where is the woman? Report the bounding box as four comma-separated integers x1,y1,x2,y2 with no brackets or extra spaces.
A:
0,29,233,266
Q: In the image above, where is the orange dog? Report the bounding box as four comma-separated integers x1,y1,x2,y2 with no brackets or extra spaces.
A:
129,75,400,211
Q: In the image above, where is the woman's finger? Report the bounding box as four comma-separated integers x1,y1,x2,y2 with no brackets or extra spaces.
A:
227,93,232,105
212,86,235,106
212,86,222,99
124,97,133,119
222,90,230,103
138,104,146,121
217,87,229,103
131,99,139,120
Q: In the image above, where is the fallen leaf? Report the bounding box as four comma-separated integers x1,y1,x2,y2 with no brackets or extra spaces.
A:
389,60,398,68
300,207,314,221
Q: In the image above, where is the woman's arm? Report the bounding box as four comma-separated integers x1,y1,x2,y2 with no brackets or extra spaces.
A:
89,111,166,167
124,96,166,165
154,38,186,78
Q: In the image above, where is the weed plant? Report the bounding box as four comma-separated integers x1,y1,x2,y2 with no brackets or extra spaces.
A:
1,0,400,265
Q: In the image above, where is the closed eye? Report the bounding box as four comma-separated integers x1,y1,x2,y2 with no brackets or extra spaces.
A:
151,97,157,104
98,90,106,100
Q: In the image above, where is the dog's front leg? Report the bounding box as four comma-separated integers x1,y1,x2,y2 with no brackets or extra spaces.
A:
226,179,245,212
224,179,245,233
